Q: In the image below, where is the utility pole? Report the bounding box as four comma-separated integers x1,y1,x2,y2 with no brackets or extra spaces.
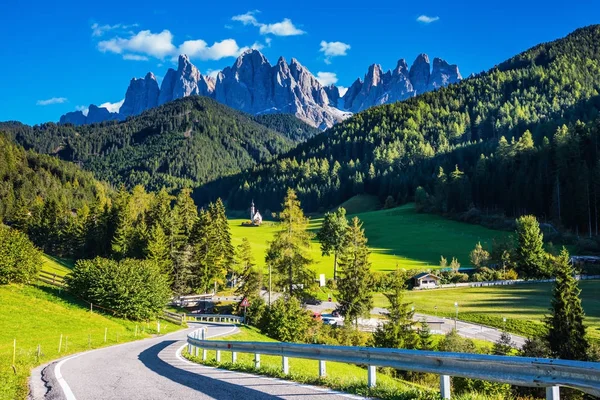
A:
268,264,272,307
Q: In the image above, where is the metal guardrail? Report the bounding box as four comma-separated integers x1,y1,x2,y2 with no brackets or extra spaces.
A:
185,314,244,324
186,328,600,400
163,310,185,325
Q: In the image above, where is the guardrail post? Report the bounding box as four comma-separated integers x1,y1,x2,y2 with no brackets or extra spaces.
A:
440,375,451,399
254,353,261,369
368,365,376,387
194,330,199,357
216,350,221,362
546,386,560,400
319,360,326,377
202,349,207,361
232,351,237,363
282,356,289,375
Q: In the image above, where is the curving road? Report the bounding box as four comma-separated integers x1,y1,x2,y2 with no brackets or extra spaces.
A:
30,323,361,400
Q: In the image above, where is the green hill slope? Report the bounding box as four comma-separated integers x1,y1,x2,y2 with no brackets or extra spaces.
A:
0,283,180,400
2,96,297,191
201,25,600,234
230,203,507,276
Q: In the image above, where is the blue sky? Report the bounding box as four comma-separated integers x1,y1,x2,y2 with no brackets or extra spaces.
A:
1,0,598,125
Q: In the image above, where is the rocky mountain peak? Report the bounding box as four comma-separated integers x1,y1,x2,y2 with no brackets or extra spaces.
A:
409,54,431,93
429,57,462,90
120,72,159,116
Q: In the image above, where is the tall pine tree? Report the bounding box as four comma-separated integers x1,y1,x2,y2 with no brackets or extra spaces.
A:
545,248,589,361
336,217,373,326
266,188,313,297
316,207,348,280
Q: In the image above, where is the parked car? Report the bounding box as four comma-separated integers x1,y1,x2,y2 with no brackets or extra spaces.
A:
332,310,340,317
322,317,337,326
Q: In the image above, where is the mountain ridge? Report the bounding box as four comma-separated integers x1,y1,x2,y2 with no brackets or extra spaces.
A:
59,50,461,128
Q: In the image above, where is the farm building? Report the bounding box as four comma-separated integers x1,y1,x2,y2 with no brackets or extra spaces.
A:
413,273,440,289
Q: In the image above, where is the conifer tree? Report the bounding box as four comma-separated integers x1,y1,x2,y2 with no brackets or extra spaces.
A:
266,189,314,297
545,248,589,361
493,332,515,355
418,319,434,350
470,241,491,269
316,207,348,280
146,224,171,275
373,269,417,348
336,217,373,326
515,215,549,279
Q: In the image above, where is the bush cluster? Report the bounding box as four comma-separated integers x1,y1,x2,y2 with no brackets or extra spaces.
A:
0,225,42,284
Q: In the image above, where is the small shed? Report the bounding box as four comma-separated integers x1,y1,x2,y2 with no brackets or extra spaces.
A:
413,273,440,289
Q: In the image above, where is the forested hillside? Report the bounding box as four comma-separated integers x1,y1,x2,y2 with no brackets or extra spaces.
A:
2,96,297,191
200,25,600,234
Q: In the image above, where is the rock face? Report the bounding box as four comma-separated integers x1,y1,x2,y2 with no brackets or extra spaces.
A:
214,50,344,129
342,54,461,113
59,105,122,125
120,73,159,116
59,50,460,128
429,58,461,90
159,55,215,105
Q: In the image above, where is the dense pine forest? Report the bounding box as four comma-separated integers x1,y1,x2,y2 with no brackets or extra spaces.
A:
1,97,305,191
198,25,600,235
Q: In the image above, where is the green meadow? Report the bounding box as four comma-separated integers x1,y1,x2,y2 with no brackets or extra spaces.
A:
373,281,600,341
0,283,182,400
230,202,509,278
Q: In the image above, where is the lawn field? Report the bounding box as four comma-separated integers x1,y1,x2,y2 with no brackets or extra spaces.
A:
374,281,600,341
40,255,73,277
184,325,434,399
230,203,509,277
0,283,182,400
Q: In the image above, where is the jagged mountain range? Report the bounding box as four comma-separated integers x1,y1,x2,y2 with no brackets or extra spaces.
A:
60,50,461,129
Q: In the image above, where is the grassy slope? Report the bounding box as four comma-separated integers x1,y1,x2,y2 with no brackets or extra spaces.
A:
40,255,73,277
185,326,434,399
230,203,508,276
0,284,181,400
373,281,600,341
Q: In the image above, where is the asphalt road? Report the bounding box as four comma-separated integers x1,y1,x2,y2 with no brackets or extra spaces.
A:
31,323,361,400
306,301,527,348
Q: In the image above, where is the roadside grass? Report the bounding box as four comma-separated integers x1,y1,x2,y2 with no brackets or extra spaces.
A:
373,281,600,341
230,203,508,277
183,326,438,400
0,283,182,400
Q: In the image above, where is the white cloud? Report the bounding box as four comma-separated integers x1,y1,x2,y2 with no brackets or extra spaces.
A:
36,97,68,106
338,86,348,97
320,41,350,57
91,23,138,37
265,37,272,47
95,26,253,62
259,19,305,36
232,11,259,26
320,40,351,64
123,54,149,61
316,72,338,86
99,99,124,113
75,105,89,116
232,11,305,36
98,29,176,58
416,15,440,23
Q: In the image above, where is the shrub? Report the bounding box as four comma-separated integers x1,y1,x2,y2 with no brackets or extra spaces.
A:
0,225,42,284
66,257,171,320
261,297,313,342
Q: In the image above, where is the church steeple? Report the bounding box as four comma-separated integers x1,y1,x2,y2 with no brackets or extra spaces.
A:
250,200,255,221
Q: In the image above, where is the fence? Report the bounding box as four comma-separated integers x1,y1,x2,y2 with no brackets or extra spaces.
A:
187,328,600,400
184,314,244,324
163,310,186,325
414,275,600,290
38,271,65,288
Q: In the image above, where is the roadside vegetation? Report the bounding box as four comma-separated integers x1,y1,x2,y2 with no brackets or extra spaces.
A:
0,283,180,400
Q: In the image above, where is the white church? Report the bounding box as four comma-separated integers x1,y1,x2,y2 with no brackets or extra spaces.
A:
250,200,262,226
